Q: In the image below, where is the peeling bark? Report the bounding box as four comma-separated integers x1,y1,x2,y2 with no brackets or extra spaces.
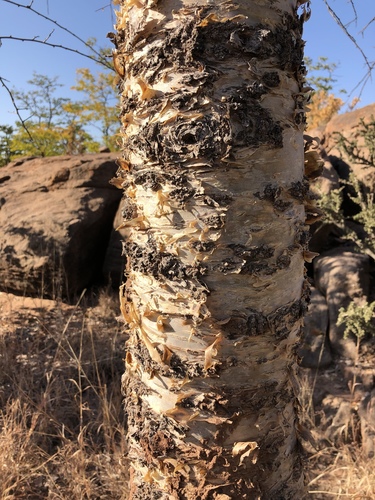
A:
113,0,312,497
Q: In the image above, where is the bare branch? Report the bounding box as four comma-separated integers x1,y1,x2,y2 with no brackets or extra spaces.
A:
360,16,375,35
346,65,375,104
2,0,112,69
347,0,358,27
322,0,372,72
0,76,34,142
0,35,113,70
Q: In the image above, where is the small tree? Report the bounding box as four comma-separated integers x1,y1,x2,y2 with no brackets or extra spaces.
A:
0,125,19,167
305,56,344,129
318,116,375,260
64,67,119,151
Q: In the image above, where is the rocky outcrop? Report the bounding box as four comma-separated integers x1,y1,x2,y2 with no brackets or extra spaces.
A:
321,103,375,190
300,105,375,368
0,153,123,299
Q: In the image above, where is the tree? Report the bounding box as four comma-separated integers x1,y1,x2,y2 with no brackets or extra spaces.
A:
0,125,18,166
113,0,314,497
305,56,344,129
64,62,120,151
12,73,69,127
8,72,99,157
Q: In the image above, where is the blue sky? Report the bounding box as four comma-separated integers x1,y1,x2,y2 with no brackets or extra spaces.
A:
1,0,374,129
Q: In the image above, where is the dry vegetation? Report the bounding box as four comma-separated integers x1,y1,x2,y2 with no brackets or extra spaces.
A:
0,288,129,499
1,291,375,499
300,366,375,499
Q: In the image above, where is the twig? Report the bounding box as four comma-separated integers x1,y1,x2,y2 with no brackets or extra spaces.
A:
0,75,34,141
360,16,375,35
347,0,358,27
0,35,112,69
2,0,111,69
322,0,372,73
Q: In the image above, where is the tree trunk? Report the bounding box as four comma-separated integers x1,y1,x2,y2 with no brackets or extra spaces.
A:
113,0,311,497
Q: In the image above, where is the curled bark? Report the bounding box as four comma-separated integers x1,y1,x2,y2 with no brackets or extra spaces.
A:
114,0,311,497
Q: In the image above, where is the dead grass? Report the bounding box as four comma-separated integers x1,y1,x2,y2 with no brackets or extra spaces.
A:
0,288,129,499
307,445,375,499
300,368,375,500
2,288,375,499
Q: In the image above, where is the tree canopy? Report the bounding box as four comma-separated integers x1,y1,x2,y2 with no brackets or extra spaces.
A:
0,58,120,166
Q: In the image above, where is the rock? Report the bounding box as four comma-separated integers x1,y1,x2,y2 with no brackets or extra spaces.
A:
324,103,375,189
310,153,340,197
0,153,122,299
358,389,375,458
314,248,370,359
299,287,332,368
322,396,353,443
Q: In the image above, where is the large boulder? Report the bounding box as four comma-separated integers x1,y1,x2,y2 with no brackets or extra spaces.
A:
0,153,122,299
313,247,370,359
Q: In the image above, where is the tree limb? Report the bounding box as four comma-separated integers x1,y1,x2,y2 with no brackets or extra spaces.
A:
0,35,113,69
0,76,34,142
322,0,372,72
2,0,112,69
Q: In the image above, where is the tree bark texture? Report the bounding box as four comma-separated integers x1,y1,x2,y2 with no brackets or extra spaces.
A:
113,0,313,497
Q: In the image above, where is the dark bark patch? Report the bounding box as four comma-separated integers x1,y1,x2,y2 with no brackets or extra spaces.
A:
262,71,281,88
222,309,269,339
203,192,233,207
228,88,283,149
169,186,196,204
276,252,292,269
190,240,216,253
194,14,303,72
288,180,310,201
254,184,281,202
294,226,311,249
268,297,308,339
222,244,277,276
167,352,187,379
134,171,164,191
121,198,137,221
202,214,225,229
124,240,206,286
228,243,274,261
273,199,293,212
130,112,231,164
254,185,292,212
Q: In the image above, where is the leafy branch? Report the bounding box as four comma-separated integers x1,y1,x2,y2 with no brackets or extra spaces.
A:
337,301,375,340
317,117,375,260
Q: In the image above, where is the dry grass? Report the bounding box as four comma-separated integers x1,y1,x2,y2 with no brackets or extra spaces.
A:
1,287,375,499
307,445,375,499
300,368,375,500
0,288,129,499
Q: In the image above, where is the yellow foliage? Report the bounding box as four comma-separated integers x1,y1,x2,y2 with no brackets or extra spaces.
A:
307,89,343,129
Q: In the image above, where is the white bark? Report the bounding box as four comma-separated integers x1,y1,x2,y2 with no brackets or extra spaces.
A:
113,0,312,497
